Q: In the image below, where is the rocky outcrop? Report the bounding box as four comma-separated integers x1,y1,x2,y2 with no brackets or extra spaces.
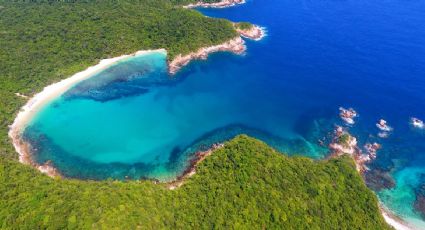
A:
329,126,359,156
167,143,224,190
328,126,381,173
168,37,245,75
38,160,62,178
236,25,265,41
184,0,245,9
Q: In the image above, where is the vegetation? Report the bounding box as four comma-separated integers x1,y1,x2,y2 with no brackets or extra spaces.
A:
171,0,224,4
338,133,351,147
235,22,254,30
0,135,390,229
0,0,237,159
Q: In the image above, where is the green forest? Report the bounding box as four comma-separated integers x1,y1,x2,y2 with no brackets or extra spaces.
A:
0,135,391,229
0,1,390,229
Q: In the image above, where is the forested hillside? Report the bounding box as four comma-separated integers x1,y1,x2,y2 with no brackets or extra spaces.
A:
0,135,391,229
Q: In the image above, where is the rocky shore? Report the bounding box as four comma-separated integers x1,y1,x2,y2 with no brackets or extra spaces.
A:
37,160,62,178
167,143,224,190
168,25,265,75
328,126,367,172
168,37,246,75
184,0,245,9
327,125,413,229
328,126,382,173
9,128,63,178
236,25,266,41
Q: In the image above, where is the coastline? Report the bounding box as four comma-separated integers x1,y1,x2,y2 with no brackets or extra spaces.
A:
168,26,265,74
236,25,267,41
167,143,224,190
184,0,245,9
8,49,166,177
167,136,413,230
8,27,265,177
327,127,414,230
380,204,414,230
5,1,404,226
168,36,246,75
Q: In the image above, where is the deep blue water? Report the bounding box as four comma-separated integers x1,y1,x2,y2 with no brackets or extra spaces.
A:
24,0,425,227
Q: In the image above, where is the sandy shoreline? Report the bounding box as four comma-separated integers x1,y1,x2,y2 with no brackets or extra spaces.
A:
8,26,265,177
8,49,166,175
380,204,414,230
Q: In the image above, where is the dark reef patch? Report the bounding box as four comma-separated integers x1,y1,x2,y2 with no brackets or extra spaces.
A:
364,169,396,191
414,175,425,219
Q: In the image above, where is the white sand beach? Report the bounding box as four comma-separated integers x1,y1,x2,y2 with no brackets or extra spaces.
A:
380,205,414,230
8,49,166,168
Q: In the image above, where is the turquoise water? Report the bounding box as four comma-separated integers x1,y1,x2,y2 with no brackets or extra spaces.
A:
25,50,328,181
24,0,425,227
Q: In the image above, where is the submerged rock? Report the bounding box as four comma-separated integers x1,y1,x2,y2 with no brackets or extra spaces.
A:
413,175,425,219
364,169,395,191
414,194,425,219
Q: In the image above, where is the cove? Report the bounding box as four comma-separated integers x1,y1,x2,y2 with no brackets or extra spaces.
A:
23,49,329,181
20,0,425,228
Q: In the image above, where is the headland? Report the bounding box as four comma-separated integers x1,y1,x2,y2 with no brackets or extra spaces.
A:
184,0,245,9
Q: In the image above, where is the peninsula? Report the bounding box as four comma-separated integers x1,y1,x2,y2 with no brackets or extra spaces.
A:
184,0,245,8
0,135,391,229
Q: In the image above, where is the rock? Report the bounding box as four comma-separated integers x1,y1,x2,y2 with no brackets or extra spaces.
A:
184,0,245,9
414,193,425,219
364,169,395,191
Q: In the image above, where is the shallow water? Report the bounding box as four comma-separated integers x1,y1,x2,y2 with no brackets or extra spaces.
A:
24,0,425,227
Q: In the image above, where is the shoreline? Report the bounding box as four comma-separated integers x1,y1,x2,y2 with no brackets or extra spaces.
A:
328,126,413,230
8,49,166,176
168,26,265,74
380,204,414,230
168,36,246,75
167,143,224,190
167,136,413,230
236,25,267,41
184,0,245,9
8,28,265,177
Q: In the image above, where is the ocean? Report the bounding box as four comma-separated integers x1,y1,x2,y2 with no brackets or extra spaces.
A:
23,0,425,227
